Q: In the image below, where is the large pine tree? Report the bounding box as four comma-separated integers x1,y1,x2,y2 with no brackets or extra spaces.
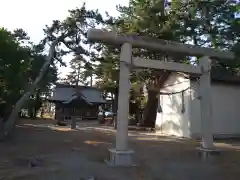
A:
97,0,239,127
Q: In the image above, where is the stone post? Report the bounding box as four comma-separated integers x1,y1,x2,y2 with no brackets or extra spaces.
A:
106,43,134,166
71,117,76,129
116,43,132,150
199,56,214,149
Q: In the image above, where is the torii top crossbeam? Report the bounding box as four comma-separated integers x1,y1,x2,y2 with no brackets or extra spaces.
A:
87,29,235,60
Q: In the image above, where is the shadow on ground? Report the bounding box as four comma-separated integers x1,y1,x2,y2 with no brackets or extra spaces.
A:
0,119,240,180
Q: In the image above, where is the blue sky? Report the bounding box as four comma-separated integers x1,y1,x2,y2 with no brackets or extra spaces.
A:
0,0,129,77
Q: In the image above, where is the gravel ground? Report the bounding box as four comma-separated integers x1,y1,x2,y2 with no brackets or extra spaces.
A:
0,119,239,180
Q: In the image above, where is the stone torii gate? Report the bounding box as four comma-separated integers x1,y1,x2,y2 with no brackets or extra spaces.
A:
87,29,235,166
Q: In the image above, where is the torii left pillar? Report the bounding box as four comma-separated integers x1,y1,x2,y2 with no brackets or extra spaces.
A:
105,43,134,166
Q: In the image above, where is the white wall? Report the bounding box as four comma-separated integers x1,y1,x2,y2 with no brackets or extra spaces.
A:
190,81,240,138
157,73,240,138
156,73,191,137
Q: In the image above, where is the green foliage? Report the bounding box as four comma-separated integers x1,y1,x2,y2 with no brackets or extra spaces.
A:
94,0,239,122
49,1,238,115
0,0,238,124
0,28,57,119
0,28,30,112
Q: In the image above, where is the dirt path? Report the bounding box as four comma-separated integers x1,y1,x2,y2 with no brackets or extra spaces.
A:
0,119,240,180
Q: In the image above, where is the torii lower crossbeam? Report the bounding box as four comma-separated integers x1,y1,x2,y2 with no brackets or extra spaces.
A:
132,57,202,75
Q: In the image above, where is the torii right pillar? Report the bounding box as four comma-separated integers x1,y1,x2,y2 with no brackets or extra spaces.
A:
198,56,218,159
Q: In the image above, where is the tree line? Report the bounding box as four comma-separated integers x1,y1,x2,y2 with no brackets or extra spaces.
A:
0,0,239,138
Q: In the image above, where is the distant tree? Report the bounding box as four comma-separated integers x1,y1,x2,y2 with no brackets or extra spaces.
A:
43,3,106,87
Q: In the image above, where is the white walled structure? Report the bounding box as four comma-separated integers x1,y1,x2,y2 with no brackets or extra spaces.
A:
156,73,191,137
157,72,240,139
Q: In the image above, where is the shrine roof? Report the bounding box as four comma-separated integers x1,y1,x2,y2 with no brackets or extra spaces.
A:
180,67,240,85
50,84,106,104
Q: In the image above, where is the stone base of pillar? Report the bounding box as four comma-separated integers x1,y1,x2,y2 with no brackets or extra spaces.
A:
105,148,135,167
196,147,221,161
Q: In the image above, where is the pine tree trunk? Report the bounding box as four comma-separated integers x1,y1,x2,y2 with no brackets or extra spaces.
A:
28,108,34,118
142,90,158,128
32,107,37,119
113,88,119,129
0,40,58,140
113,91,119,113
142,72,170,128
